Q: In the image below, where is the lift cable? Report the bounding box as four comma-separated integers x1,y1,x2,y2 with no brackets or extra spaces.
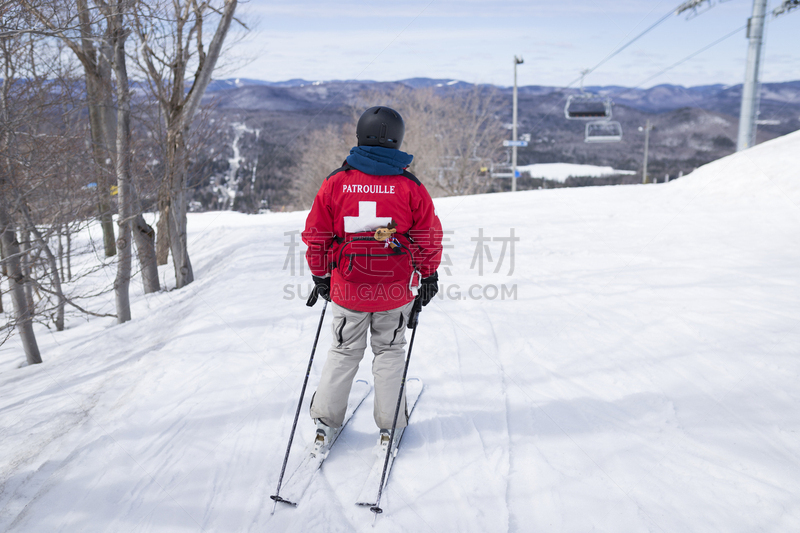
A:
519,0,748,152
563,10,676,90
612,23,747,99
562,0,728,91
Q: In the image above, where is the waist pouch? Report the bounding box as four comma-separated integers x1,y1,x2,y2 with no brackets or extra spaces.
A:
336,233,416,284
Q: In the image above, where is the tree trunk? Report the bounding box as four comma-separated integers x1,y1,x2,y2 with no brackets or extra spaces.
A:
77,0,117,258
126,179,159,293
36,231,65,331
0,238,5,313
110,1,132,323
167,128,193,288
57,224,64,280
168,192,193,289
156,186,170,265
0,33,40,363
98,200,116,257
19,228,34,311
83,45,117,258
0,207,41,364
65,226,71,282
133,214,159,293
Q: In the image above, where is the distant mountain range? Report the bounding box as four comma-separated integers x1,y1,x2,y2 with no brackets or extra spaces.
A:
190,76,800,211
204,77,800,125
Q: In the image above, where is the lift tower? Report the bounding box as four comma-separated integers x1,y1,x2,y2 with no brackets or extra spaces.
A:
737,0,768,151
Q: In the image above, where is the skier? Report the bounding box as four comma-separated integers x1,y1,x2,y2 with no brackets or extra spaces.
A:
302,106,442,452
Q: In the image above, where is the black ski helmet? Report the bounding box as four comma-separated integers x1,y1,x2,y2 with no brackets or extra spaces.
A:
356,106,405,149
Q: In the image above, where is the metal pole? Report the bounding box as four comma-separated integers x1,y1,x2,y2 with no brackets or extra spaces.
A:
737,0,768,151
270,299,328,512
512,56,523,192
643,120,649,184
370,303,421,520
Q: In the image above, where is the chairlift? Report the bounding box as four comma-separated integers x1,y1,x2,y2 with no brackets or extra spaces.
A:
584,121,623,143
565,69,614,120
564,94,613,120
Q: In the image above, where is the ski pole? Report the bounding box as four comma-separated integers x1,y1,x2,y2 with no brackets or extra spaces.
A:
270,299,328,512
370,300,421,520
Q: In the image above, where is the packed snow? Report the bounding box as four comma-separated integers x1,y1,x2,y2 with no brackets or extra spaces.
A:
1,130,799,532
516,162,637,182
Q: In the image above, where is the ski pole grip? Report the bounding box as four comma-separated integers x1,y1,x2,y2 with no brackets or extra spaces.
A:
408,298,422,329
306,288,318,307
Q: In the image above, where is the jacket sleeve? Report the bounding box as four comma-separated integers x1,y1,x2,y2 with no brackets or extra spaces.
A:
302,178,336,277
408,184,443,279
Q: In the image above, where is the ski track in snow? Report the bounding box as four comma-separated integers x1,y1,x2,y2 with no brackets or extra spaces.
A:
2,131,800,531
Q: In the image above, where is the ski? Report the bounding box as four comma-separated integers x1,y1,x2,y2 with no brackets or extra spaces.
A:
272,379,371,508
355,378,424,508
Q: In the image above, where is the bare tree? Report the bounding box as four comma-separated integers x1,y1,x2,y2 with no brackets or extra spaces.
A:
133,0,239,289
20,1,133,321
21,0,160,296
1,17,127,361
356,86,505,197
435,87,505,196
0,214,41,364
294,86,505,204
293,123,354,209
0,34,41,364
1,38,81,334
97,0,134,322
20,0,118,257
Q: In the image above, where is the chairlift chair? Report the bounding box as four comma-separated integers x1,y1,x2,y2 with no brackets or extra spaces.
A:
584,121,623,143
565,94,613,120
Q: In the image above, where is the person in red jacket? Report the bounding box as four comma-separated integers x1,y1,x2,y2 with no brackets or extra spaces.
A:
302,106,442,449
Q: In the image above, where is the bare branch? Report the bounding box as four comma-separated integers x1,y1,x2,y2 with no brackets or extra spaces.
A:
29,280,117,318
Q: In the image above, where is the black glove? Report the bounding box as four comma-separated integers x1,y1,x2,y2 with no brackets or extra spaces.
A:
417,272,439,307
306,275,331,307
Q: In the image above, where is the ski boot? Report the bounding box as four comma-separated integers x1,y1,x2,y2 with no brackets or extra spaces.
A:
312,419,336,458
374,429,392,458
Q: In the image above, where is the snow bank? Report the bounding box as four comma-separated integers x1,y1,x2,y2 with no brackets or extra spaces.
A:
1,131,799,532
673,128,800,202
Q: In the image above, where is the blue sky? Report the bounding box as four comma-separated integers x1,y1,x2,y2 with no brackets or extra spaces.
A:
226,0,800,87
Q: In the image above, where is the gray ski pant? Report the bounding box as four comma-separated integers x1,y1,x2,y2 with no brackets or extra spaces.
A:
310,300,415,430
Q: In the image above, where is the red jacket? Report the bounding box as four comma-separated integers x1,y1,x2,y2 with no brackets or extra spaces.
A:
303,163,442,312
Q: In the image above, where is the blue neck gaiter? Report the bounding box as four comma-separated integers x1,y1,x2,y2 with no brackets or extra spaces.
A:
346,145,414,176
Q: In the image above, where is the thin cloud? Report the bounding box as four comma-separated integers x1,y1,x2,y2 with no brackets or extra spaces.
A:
230,0,800,87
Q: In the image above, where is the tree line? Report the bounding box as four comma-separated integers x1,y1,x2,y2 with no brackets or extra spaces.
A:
263,85,508,210
0,0,241,365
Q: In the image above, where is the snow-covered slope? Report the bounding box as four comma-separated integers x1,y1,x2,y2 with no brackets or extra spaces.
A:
1,131,799,532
